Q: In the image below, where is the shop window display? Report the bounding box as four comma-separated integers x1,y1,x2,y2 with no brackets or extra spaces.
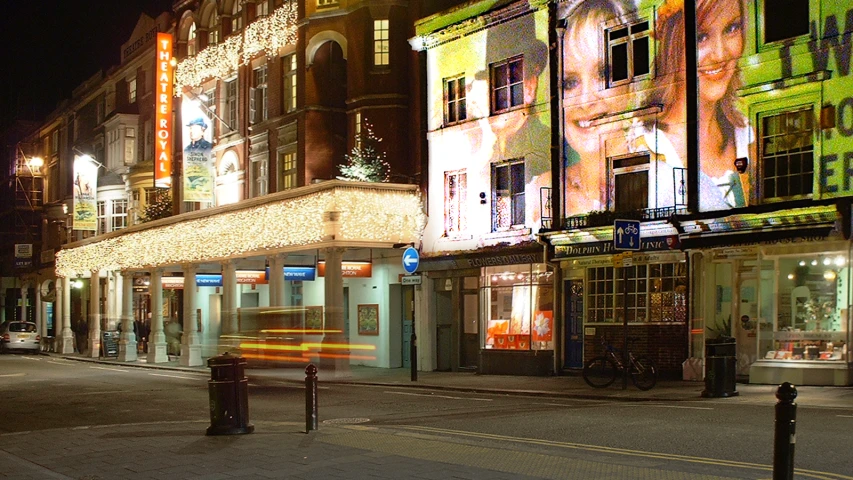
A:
483,264,553,351
761,254,848,362
587,262,687,324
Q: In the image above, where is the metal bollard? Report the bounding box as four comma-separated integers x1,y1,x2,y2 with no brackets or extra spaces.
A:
305,363,319,433
410,332,418,382
773,382,797,480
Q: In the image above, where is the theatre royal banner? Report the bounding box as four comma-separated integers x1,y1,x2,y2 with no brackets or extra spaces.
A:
181,95,215,202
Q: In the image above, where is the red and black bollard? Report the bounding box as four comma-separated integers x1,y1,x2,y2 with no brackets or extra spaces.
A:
773,382,797,480
305,363,319,433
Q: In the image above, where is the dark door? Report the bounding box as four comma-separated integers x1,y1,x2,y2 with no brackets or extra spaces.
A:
435,290,452,371
564,280,584,369
459,292,479,370
402,285,414,368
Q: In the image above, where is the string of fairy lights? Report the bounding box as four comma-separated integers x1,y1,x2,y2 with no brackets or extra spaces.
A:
55,186,426,277
175,3,298,91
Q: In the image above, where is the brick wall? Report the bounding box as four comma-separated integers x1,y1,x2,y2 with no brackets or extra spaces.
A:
584,323,688,377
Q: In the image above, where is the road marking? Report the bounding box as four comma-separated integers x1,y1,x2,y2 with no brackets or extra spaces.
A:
0,373,25,377
626,404,714,411
148,373,200,380
46,361,74,366
66,390,129,396
837,414,853,418
397,425,853,480
21,356,41,361
90,366,130,373
384,391,492,402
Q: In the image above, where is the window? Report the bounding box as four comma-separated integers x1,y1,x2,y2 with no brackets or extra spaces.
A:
444,76,467,124
112,199,128,231
188,23,197,56
203,90,217,138
128,78,137,104
317,0,338,7
587,262,687,323
226,78,238,131
612,154,650,212
760,108,814,200
279,151,297,190
231,1,243,32
251,65,268,125
257,0,269,17
492,160,525,230
483,264,554,351
444,171,467,236
283,54,297,113
354,112,362,149
97,201,107,235
251,158,268,197
208,11,220,45
491,56,524,113
373,20,389,66
763,0,809,44
606,19,650,87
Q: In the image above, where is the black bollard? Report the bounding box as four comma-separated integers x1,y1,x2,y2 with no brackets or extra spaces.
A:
773,382,797,480
305,363,319,433
410,332,418,382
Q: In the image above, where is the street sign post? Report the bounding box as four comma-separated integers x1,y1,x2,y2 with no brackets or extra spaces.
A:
402,247,419,274
613,219,641,390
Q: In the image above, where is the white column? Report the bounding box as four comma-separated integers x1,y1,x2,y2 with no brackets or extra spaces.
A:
147,269,168,363
180,263,203,366
59,277,75,353
322,247,349,374
117,272,137,362
20,283,28,322
88,270,101,358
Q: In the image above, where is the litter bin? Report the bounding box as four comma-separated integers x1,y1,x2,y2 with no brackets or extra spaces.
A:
701,341,738,398
206,352,254,435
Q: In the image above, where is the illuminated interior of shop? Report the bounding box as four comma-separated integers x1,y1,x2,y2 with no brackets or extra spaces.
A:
482,264,553,351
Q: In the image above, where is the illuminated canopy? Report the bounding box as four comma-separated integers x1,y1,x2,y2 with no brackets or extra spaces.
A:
56,181,426,277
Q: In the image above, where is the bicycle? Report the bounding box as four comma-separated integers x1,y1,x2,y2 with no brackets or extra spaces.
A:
582,336,657,390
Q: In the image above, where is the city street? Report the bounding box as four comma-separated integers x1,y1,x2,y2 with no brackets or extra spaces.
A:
1,354,852,479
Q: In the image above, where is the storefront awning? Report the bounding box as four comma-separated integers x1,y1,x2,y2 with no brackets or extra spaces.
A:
55,181,425,277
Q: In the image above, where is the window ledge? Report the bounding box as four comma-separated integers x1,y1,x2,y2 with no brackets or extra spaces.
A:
482,228,532,245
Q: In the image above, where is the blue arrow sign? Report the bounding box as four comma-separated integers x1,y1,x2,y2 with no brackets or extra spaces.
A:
614,219,641,251
402,247,420,274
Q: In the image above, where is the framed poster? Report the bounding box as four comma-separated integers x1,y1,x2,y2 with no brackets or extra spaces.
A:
357,304,379,335
305,306,324,330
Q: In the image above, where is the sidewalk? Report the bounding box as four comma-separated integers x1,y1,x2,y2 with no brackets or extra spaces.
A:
48,353,853,409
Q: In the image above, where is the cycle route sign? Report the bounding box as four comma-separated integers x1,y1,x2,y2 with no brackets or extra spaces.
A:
614,219,641,251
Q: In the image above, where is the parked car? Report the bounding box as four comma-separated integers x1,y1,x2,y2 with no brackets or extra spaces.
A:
0,321,41,353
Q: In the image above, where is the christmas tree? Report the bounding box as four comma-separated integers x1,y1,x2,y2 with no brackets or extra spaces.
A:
140,189,173,223
338,120,390,182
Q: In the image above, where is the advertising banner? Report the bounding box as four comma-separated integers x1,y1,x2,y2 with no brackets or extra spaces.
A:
72,155,98,231
155,32,173,188
318,261,373,278
181,94,215,202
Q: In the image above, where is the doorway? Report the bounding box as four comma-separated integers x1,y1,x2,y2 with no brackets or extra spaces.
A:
435,290,452,371
460,291,479,370
402,285,413,368
564,279,584,369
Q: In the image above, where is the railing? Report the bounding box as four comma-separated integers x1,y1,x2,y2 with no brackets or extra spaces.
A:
550,206,688,231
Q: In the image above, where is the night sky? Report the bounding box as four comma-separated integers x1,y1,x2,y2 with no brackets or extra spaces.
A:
0,0,174,130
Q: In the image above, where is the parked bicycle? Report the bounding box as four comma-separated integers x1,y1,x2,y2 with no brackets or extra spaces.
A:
582,336,657,390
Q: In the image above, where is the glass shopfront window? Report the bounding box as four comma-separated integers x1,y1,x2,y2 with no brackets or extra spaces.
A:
482,264,553,351
586,262,687,324
760,252,849,362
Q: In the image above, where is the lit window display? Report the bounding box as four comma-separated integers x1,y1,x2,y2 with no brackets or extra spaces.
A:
482,264,553,351
759,253,849,362
586,262,687,323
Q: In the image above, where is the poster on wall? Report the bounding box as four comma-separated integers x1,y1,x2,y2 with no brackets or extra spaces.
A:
72,155,98,231
181,95,215,202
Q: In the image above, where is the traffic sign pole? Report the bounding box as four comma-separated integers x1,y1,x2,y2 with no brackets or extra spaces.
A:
613,220,640,390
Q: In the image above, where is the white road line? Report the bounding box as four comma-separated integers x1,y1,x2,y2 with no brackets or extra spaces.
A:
46,361,74,366
384,391,492,402
148,373,200,380
837,414,853,418
21,356,41,361
67,390,129,396
626,404,714,410
90,366,130,373
0,373,26,377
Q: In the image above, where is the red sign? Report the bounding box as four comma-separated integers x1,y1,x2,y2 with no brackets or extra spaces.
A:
236,270,267,285
317,261,372,278
154,33,173,188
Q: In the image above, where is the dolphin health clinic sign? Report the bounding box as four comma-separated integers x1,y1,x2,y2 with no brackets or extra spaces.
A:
154,32,173,188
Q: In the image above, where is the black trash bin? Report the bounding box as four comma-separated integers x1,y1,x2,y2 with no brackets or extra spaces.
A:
701,341,739,398
207,352,254,435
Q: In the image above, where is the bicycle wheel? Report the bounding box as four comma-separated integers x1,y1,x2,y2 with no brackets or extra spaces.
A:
583,356,618,388
630,357,657,391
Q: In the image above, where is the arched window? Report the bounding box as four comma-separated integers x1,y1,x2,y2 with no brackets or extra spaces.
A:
208,11,220,45
231,1,243,32
188,22,198,56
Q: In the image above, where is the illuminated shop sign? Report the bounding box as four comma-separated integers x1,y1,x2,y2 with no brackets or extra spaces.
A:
161,276,184,289
317,261,372,278
554,235,680,259
154,32,173,188
72,155,98,231
196,274,222,287
236,270,267,285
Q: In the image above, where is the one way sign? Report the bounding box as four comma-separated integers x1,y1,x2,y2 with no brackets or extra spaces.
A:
614,219,641,251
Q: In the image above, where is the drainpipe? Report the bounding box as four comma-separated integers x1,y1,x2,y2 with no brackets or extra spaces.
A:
685,0,699,213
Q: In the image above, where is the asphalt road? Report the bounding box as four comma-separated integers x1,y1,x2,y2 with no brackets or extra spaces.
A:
2,354,852,479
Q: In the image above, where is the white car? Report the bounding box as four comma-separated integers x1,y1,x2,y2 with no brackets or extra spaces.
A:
0,321,41,353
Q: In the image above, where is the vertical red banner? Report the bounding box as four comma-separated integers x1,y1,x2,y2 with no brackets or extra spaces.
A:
155,33,173,188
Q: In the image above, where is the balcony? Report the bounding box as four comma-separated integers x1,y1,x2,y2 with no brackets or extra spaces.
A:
538,188,687,231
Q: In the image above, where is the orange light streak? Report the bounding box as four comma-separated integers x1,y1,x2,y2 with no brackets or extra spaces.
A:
301,343,376,351
260,329,342,334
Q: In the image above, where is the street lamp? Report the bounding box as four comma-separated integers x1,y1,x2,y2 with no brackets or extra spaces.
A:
27,156,44,174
